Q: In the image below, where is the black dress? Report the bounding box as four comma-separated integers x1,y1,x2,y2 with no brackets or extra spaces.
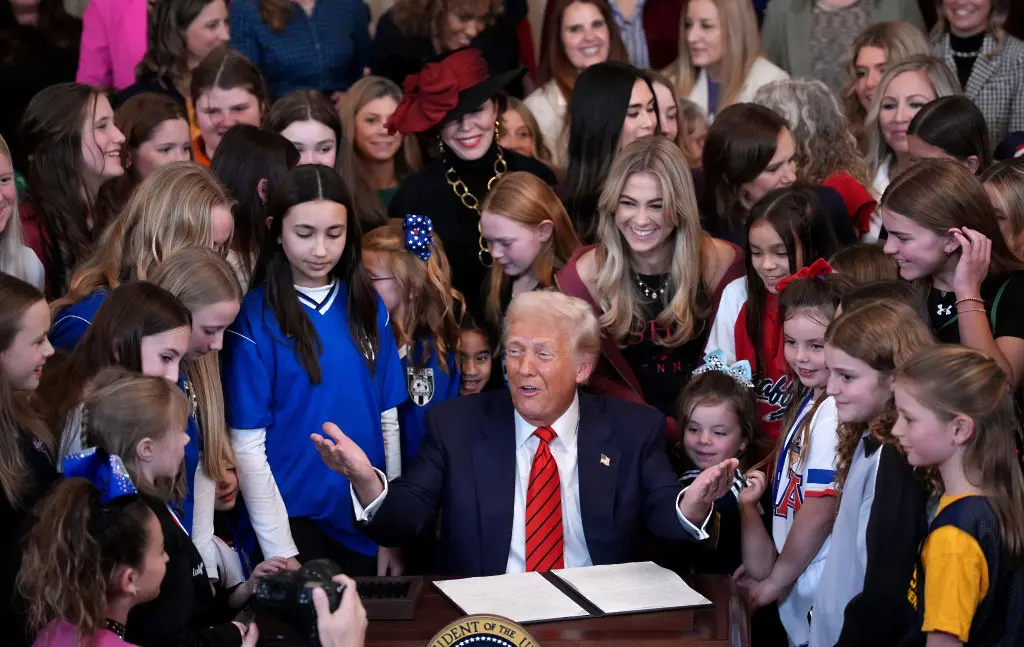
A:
388,144,556,322
0,432,57,647
125,498,243,647
928,271,1024,345
112,75,188,110
370,9,523,97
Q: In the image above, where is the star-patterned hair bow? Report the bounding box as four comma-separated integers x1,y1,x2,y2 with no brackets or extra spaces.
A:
691,349,754,388
404,214,434,262
776,258,834,293
63,447,138,504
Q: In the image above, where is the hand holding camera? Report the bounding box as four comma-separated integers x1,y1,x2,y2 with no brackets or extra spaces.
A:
252,559,367,647
312,575,367,647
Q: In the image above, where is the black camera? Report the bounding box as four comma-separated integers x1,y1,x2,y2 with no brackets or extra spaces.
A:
252,559,345,647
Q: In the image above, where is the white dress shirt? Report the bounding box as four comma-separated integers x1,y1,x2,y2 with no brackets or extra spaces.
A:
507,393,589,572
353,393,712,573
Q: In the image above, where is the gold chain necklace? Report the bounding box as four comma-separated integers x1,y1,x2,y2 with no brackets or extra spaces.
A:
444,138,507,267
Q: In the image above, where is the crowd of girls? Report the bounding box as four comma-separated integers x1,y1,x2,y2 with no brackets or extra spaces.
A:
3,1,1024,646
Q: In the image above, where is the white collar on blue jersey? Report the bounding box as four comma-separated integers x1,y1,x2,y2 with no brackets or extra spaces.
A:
295,280,340,314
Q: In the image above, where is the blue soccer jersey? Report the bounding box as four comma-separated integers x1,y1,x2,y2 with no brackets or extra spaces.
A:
51,289,109,351
222,281,407,556
399,337,461,465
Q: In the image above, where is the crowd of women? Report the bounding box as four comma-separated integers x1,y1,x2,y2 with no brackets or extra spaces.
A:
1,0,1024,646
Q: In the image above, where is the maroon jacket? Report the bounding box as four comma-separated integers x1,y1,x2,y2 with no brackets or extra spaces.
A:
643,0,685,70
555,243,744,442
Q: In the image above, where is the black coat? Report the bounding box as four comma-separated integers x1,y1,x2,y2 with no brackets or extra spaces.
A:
0,432,57,647
125,499,242,647
362,390,698,576
370,8,524,97
388,145,556,323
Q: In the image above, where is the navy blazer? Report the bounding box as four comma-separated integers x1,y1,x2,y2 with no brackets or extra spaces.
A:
362,390,694,576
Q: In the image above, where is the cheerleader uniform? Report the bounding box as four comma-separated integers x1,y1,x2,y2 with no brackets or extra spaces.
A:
772,392,839,646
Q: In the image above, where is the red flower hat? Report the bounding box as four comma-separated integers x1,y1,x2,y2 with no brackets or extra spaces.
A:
386,48,525,135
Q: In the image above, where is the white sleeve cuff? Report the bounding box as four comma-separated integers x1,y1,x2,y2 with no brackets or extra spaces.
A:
230,428,300,559
381,407,401,480
675,489,713,541
351,467,389,522
191,458,219,579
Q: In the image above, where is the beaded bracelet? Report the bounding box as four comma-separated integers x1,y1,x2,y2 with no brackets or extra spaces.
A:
955,297,985,306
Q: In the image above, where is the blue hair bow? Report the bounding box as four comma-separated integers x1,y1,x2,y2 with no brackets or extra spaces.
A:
692,349,754,388
404,214,434,262
63,448,138,504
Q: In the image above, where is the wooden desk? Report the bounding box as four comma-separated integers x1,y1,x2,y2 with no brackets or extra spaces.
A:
365,574,750,647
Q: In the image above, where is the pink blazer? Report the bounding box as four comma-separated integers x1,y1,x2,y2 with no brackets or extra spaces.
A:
76,0,148,89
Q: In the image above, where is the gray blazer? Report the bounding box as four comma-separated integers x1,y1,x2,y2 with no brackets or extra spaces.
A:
762,0,926,79
934,34,1024,149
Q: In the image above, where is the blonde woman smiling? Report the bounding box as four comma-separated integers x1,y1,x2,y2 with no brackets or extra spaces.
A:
667,0,787,122
557,136,742,429
863,54,959,237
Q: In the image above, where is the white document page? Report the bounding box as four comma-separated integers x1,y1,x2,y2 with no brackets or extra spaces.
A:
434,572,590,623
553,561,711,614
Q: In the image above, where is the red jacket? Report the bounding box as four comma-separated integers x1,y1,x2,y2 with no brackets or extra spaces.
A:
734,292,791,460
18,198,46,270
555,243,744,442
822,171,877,236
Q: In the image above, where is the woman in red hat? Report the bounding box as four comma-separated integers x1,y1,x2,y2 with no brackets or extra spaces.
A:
386,48,557,324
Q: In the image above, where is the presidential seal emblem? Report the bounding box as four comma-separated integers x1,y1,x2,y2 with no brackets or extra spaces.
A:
427,615,539,647
406,366,435,406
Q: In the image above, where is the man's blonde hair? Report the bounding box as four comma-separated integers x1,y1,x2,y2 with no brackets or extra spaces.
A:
504,291,600,366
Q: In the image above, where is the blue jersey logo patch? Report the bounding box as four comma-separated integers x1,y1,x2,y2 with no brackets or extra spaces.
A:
406,366,435,406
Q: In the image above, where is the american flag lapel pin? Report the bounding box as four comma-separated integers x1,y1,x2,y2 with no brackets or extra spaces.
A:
600,454,611,467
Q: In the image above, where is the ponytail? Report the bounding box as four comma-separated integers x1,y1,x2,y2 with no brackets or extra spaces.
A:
18,478,152,638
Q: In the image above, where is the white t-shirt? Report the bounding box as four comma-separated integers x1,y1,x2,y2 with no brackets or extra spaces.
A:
705,276,748,362
9,245,45,291
866,157,892,243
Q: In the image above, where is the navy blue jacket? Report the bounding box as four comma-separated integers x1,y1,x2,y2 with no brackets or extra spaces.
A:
362,390,696,576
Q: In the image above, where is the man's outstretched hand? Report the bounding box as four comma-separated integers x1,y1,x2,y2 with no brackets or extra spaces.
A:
678,458,740,528
312,422,384,505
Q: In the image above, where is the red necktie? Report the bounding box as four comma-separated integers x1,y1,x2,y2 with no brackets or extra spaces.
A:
525,426,564,572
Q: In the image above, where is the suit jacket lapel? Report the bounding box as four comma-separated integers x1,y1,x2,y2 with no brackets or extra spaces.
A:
965,35,998,98
577,393,619,564
472,392,517,575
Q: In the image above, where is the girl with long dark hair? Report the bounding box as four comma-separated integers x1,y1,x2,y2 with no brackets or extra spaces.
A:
222,165,406,574
20,83,126,298
211,124,300,288
561,60,657,243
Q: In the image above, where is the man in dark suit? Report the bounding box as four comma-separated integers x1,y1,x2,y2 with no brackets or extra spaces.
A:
313,291,739,577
